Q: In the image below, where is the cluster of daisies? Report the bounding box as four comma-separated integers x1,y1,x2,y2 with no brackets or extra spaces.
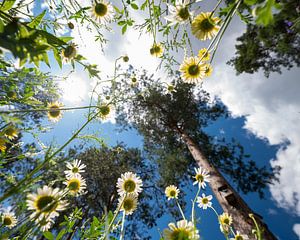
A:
26,159,87,231
147,0,220,84
163,167,248,240
116,172,143,216
1,159,87,231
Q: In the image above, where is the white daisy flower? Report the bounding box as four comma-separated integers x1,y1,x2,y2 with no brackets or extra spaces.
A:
64,159,86,178
26,185,68,220
193,167,210,188
197,193,212,209
118,193,138,215
165,0,193,25
1,207,17,229
165,185,180,200
117,172,143,196
164,219,200,240
64,174,87,196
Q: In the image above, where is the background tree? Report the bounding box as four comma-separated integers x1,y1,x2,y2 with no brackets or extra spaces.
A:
115,69,279,239
228,0,300,77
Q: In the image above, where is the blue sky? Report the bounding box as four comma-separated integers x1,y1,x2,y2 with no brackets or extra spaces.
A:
9,0,300,239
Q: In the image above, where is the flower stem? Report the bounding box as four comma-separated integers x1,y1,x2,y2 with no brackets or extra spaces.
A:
175,199,186,220
119,210,126,240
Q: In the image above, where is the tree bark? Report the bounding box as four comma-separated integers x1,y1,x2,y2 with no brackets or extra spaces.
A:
180,131,277,240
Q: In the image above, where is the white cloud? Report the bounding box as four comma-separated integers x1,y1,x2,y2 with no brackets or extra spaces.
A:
203,24,300,216
293,224,300,239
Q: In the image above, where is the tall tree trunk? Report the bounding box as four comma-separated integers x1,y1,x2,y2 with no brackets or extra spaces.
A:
180,131,277,240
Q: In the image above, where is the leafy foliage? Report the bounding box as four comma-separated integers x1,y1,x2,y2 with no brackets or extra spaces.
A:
228,0,300,76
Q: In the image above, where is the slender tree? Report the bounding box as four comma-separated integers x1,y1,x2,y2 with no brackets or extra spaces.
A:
116,69,278,239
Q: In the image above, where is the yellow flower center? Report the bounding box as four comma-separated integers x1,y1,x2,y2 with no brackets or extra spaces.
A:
5,128,16,137
150,45,162,55
202,197,208,204
131,77,137,83
169,190,176,197
72,167,79,173
94,3,108,17
168,85,175,92
199,18,215,31
178,7,190,20
195,174,204,182
123,56,129,62
171,228,190,240
188,65,200,76
36,195,58,213
99,105,110,116
123,179,136,193
223,217,230,225
236,236,244,240
123,199,134,211
63,45,76,58
49,105,61,118
68,179,81,192
3,217,12,226
7,91,17,99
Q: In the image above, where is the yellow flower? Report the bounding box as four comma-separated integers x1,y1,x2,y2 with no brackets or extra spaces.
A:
165,0,193,25
165,185,180,200
150,43,164,57
230,231,249,240
4,126,18,140
164,219,200,240
0,137,6,152
131,76,138,87
47,102,63,122
198,48,210,61
98,103,113,120
91,0,114,24
62,43,77,62
204,63,213,77
117,172,143,196
179,57,206,84
1,208,17,229
219,212,233,226
118,193,138,215
26,185,68,220
191,12,221,41
64,174,87,196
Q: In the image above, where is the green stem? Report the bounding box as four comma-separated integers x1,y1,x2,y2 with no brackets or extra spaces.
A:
119,210,126,240
175,199,186,220
0,105,99,114
191,186,201,225
103,194,126,239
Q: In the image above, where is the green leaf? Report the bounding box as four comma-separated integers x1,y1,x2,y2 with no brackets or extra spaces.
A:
59,36,73,43
255,0,280,26
0,0,16,11
43,231,54,240
131,3,139,10
0,19,4,33
122,25,127,34
28,10,46,28
53,49,62,69
56,229,67,240
244,0,257,5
